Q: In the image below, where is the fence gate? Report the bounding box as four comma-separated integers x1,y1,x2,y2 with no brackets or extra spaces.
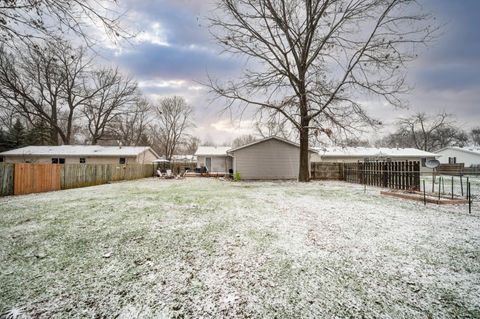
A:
343,160,420,191
14,163,62,195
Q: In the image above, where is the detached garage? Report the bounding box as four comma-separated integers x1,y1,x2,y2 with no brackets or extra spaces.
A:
228,136,315,180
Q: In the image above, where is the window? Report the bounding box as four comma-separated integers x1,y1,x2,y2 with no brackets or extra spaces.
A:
119,158,126,164
0,156,3,162
52,158,65,164
448,157,457,164
80,158,86,164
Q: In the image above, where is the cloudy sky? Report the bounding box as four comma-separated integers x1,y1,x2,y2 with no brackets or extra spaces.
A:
100,0,480,144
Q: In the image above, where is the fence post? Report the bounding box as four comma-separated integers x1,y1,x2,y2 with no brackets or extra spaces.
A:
451,176,454,199
423,180,426,206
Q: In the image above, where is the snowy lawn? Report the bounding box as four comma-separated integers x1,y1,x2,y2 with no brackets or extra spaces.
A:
0,178,479,318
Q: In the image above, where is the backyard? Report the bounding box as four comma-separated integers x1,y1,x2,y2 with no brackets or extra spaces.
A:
0,178,479,318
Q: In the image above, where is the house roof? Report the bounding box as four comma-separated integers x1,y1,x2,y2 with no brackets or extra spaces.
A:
314,147,437,158
0,145,158,158
435,146,480,157
195,146,231,156
227,136,317,153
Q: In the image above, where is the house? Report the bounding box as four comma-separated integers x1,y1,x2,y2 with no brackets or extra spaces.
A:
195,146,232,173
435,146,480,167
195,136,316,180
311,147,438,172
0,145,159,165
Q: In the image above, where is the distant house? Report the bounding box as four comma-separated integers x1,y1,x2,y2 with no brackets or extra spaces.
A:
312,147,438,172
0,145,159,165
435,146,480,167
195,136,315,180
195,146,232,173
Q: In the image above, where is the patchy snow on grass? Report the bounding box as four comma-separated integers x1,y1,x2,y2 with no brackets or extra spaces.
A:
0,178,479,318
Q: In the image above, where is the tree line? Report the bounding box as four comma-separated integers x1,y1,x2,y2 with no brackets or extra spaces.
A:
0,40,196,157
0,1,197,159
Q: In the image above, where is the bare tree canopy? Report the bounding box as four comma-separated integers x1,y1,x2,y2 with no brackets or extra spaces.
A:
470,127,480,147
151,96,195,159
376,112,467,151
0,40,140,145
0,0,132,48
109,98,152,146
83,68,139,145
208,0,437,181
232,134,257,148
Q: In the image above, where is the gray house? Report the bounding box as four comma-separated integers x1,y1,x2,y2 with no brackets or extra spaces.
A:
195,136,315,180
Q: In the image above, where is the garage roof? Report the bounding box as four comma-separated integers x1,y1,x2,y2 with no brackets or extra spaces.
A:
228,136,317,153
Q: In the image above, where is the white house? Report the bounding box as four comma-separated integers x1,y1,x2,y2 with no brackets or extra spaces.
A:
0,145,159,165
195,136,315,180
311,147,438,172
435,146,480,167
195,146,233,173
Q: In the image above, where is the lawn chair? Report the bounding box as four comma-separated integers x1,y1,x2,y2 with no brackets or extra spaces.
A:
156,169,163,178
165,169,174,179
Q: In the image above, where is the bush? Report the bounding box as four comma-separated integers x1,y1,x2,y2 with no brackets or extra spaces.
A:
234,171,241,181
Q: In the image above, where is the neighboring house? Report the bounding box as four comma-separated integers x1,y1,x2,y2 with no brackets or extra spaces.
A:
195,136,316,180
195,146,232,173
0,145,159,164
312,147,438,172
435,147,480,167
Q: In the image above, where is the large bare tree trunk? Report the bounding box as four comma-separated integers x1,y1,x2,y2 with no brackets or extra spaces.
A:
298,118,310,182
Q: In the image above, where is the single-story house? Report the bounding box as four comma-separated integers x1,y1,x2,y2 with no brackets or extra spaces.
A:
312,147,438,172
195,146,232,173
0,145,159,164
435,146,480,167
195,136,315,180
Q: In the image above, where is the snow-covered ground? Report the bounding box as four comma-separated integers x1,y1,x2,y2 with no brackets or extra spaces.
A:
0,178,479,318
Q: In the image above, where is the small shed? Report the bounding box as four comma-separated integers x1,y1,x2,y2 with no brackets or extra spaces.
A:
228,136,315,180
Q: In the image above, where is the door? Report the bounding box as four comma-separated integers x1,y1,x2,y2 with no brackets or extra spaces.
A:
206,157,211,171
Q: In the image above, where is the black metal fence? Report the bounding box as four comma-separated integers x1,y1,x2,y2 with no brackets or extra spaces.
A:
344,161,421,190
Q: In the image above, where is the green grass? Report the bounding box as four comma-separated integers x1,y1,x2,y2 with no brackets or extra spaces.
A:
0,178,479,318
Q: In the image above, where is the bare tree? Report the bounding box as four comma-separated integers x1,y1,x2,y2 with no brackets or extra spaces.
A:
182,136,201,155
111,98,152,146
0,0,132,49
470,127,480,147
208,0,436,181
397,112,464,151
0,41,101,144
151,96,194,159
82,68,139,144
232,134,257,148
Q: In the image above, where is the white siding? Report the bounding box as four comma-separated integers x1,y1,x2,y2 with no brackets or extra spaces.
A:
436,149,480,167
231,139,306,180
197,155,232,172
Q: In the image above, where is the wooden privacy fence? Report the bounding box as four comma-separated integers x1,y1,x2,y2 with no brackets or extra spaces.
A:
344,161,420,190
0,163,155,196
0,163,14,196
14,164,62,195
